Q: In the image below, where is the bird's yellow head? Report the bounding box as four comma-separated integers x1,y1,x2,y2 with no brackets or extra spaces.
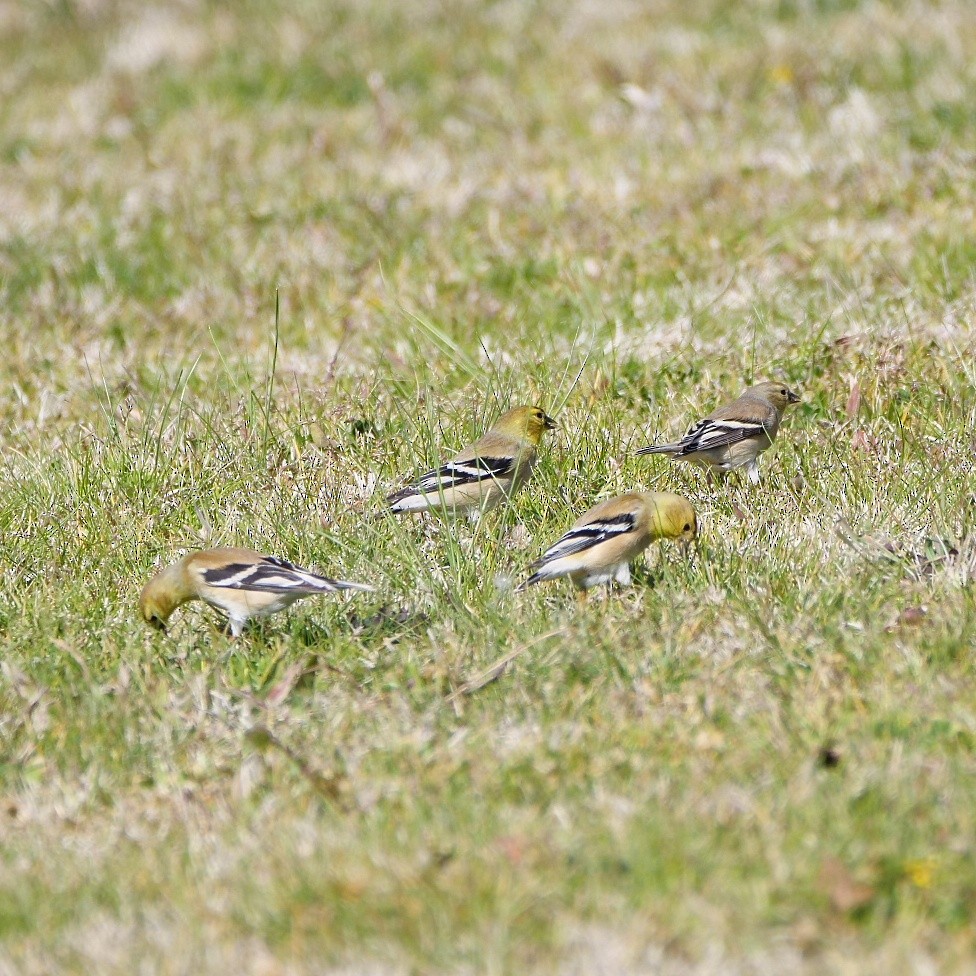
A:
750,381,801,410
491,405,557,445
647,493,698,542
139,561,192,632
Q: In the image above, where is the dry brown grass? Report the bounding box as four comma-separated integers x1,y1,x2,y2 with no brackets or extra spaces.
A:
3,0,976,972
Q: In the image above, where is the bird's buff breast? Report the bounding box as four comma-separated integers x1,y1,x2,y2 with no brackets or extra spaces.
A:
203,590,301,617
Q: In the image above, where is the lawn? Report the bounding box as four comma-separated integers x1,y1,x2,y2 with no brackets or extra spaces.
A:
2,0,976,972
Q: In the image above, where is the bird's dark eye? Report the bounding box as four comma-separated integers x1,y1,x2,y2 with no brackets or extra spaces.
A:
683,523,691,531
780,388,787,395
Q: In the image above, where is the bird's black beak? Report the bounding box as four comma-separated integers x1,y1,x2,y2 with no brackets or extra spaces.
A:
788,390,801,404
544,414,558,430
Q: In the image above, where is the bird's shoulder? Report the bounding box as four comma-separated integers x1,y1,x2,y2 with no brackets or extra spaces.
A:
707,393,777,426
185,547,265,573
454,429,522,462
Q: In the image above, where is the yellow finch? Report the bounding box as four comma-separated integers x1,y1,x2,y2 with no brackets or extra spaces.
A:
139,547,373,636
386,405,557,518
518,491,697,591
637,380,800,483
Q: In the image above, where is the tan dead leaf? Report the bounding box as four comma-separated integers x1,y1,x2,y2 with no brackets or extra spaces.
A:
496,835,527,866
850,429,876,454
677,617,705,642
334,872,369,900
695,728,725,751
845,381,861,420
819,857,875,913
588,371,610,404
887,606,927,631
791,916,821,952
265,659,308,707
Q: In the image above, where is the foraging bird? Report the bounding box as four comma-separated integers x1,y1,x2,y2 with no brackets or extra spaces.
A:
386,405,557,518
636,381,800,484
139,547,373,636
518,491,697,591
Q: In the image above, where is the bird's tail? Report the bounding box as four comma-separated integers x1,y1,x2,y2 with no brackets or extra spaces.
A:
384,488,410,507
331,579,376,593
384,488,433,515
635,442,680,456
297,568,375,593
371,489,415,519
515,573,542,593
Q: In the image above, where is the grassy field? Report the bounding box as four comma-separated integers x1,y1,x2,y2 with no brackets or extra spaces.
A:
3,0,976,972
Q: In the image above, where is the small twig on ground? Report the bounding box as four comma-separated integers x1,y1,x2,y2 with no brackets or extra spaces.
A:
446,628,565,703
245,724,346,803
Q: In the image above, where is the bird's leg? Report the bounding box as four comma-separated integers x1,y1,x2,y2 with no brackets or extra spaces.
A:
217,616,245,638
216,616,235,637
614,563,632,587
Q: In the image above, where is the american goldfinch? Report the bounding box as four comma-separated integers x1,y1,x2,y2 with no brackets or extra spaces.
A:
518,491,697,591
139,547,373,636
637,381,800,484
386,405,557,517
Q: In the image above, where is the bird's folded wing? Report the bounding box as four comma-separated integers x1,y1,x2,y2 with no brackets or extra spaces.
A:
677,417,771,454
199,556,342,594
533,513,636,566
414,455,515,493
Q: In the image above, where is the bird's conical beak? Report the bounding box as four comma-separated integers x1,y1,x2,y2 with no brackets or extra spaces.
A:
788,391,801,404
544,414,558,430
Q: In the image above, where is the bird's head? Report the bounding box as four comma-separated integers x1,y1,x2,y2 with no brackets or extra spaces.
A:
139,560,192,633
648,493,698,543
492,405,557,445
750,381,801,410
